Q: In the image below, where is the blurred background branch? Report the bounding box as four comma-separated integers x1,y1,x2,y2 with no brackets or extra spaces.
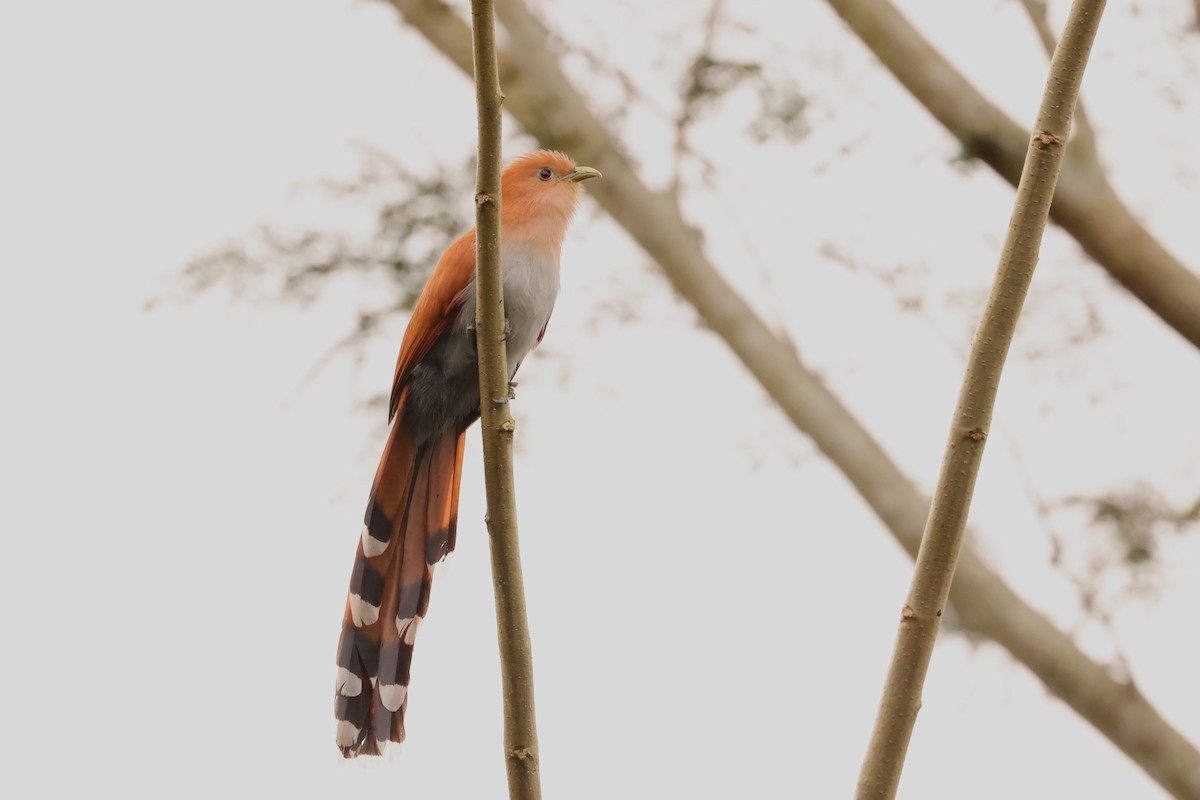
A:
824,0,1200,352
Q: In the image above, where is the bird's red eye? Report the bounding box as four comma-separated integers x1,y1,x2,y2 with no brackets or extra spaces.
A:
537,168,554,181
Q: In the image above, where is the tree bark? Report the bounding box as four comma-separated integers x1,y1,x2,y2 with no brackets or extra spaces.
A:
1016,0,1100,162
469,1,542,797
857,2,1107,796
384,1,1200,796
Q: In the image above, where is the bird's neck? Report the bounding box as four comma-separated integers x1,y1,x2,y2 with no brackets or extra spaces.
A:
501,196,574,260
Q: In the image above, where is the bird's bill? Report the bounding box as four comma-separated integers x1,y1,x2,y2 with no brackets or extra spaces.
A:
563,166,602,183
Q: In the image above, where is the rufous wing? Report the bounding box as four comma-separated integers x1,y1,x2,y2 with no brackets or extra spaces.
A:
388,231,476,422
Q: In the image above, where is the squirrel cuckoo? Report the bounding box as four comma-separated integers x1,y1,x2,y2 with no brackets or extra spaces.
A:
334,151,600,757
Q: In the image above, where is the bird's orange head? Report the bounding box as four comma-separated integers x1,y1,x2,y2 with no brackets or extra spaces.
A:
500,150,601,252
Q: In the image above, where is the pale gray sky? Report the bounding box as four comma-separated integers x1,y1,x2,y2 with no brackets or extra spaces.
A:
2,1,1198,797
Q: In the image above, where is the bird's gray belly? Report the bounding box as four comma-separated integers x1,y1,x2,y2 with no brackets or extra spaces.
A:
401,265,556,442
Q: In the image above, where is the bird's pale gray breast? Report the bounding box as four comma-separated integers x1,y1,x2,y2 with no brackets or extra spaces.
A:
401,246,560,441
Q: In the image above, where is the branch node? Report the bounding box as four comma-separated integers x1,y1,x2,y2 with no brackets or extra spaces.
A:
965,427,987,443
901,604,917,620
476,192,494,206
508,746,535,762
1033,130,1062,148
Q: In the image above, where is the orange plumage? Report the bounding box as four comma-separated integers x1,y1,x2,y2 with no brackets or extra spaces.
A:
334,150,599,757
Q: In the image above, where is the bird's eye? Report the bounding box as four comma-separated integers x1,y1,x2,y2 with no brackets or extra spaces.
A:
537,168,555,181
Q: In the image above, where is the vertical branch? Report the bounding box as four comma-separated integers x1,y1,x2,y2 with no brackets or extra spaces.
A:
854,1,1108,798
469,1,542,798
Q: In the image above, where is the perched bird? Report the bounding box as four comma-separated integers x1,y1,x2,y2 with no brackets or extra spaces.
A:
334,150,601,758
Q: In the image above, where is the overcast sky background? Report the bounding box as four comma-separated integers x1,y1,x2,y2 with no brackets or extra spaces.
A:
2,1,1199,797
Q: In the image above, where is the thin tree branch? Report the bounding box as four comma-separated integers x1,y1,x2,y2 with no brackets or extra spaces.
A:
469,1,541,797
383,1,1200,796
856,2,1108,797
824,0,1200,353
1016,0,1100,163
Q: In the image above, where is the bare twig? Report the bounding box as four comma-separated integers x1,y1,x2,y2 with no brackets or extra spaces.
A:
672,0,729,185
1016,0,1100,163
177,148,471,312
856,2,1108,797
469,1,541,797
383,1,1200,796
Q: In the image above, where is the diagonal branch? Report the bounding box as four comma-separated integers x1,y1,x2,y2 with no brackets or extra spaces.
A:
824,0,1200,352
857,2,1108,796
382,1,1200,797
469,1,542,797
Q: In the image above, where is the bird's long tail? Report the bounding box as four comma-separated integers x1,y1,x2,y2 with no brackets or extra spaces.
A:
335,403,466,757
